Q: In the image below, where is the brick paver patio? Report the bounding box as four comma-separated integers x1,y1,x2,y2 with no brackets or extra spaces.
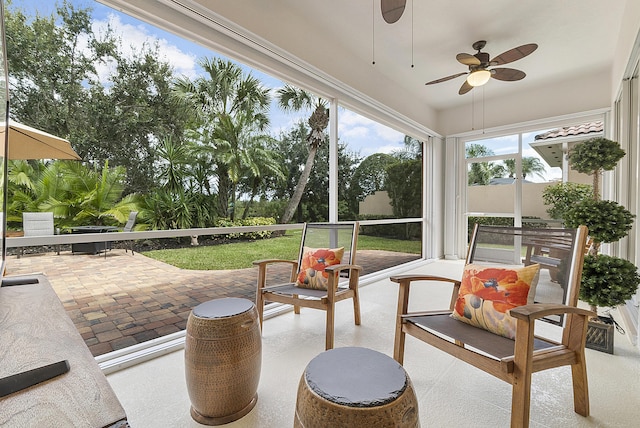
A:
4,248,419,356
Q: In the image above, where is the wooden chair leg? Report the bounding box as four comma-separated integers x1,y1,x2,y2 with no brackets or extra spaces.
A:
510,372,532,428
567,314,590,416
571,356,590,416
293,294,300,314
511,319,535,428
325,302,335,350
352,289,361,325
255,290,264,329
393,280,410,364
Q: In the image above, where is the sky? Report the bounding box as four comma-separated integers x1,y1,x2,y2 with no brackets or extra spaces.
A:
8,0,407,159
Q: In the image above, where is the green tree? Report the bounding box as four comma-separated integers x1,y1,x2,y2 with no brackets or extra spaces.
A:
504,157,547,180
567,137,626,198
172,58,272,220
86,44,187,194
348,153,396,216
5,2,185,195
276,84,329,224
466,143,502,185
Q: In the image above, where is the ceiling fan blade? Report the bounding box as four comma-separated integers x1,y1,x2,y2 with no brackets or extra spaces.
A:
491,68,526,81
459,80,473,95
491,43,538,65
456,53,480,66
425,72,468,85
381,0,406,24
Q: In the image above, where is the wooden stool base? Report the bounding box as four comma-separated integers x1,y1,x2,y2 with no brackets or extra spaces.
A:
190,394,258,426
294,347,419,428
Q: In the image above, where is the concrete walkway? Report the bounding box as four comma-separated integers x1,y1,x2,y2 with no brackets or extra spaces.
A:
4,248,419,356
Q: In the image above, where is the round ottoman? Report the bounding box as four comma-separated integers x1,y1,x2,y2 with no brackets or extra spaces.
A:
185,298,261,425
294,347,419,428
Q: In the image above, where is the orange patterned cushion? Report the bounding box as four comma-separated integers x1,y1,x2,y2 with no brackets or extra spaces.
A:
451,263,540,339
295,247,345,290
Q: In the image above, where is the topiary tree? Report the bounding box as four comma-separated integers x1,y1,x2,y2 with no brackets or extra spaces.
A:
566,137,626,199
562,137,640,313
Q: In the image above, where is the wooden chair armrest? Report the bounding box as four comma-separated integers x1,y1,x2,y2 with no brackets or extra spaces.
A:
510,303,595,322
324,263,362,274
253,259,299,287
392,275,462,315
252,258,297,268
390,274,461,285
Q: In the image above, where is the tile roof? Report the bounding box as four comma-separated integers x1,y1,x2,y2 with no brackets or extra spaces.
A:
534,121,603,140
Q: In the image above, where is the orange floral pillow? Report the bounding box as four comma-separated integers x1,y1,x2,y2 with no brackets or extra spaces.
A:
451,263,540,339
295,247,345,290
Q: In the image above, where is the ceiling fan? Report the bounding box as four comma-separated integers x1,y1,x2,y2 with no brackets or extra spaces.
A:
425,40,538,95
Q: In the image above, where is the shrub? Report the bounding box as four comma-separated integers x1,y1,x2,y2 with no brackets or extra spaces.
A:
542,182,593,220
581,254,640,308
214,217,276,240
564,199,634,244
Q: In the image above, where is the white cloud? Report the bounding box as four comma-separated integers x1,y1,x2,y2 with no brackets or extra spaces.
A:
341,125,369,140
337,109,404,156
90,14,198,83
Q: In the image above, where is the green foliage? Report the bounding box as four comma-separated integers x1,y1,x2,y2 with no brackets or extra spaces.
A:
5,160,141,229
465,144,503,185
567,137,625,174
214,217,276,239
580,254,640,308
542,182,594,220
5,2,186,195
349,153,396,203
172,58,278,220
386,159,421,218
503,157,547,180
564,199,634,244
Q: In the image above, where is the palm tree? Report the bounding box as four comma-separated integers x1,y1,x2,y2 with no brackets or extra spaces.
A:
504,157,547,180
466,143,501,185
172,57,271,219
156,136,189,194
211,111,283,219
276,84,329,224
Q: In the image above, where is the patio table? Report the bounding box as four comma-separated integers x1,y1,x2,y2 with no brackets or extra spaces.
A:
70,225,119,255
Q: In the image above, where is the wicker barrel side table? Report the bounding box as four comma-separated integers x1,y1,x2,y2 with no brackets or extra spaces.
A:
185,297,262,425
294,347,419,428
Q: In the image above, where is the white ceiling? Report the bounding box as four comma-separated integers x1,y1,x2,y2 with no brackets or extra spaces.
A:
100,0,632,136
189,0,627,112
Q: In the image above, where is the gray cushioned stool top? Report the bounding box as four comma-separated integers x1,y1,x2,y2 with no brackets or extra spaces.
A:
193,297,254,319
304,347,407,407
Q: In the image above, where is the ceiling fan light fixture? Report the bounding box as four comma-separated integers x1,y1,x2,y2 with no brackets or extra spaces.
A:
467,69,491,87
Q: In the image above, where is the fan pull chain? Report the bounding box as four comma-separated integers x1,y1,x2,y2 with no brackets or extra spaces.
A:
482,86,485,134
372,0,376,65
471,91,475,131
411,0,414,68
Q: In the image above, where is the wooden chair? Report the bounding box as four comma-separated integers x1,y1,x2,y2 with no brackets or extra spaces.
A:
254,222,362,350
391,224,592,428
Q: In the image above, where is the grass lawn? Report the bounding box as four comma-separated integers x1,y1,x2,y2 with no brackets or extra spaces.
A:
142,230,421,270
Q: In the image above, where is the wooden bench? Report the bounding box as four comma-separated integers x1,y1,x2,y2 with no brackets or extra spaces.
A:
391,225,592,428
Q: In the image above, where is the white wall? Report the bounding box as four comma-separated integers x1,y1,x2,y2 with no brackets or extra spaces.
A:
436,69,611,136
359,191,394,216
611,0,640,101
